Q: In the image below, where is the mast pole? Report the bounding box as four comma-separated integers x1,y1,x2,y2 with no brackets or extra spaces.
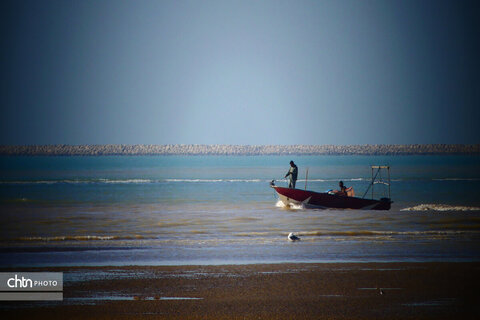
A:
304,168,309,190
388,166,391,198
371,166,374,199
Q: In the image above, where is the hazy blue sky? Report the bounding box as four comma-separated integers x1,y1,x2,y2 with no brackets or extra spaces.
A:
1,0,479,145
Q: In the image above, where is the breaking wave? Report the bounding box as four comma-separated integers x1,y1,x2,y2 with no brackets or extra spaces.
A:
401,204,480,212
1,178,265,185
2,176,478,185
432,178,480,181
0,179,155,185
0,178,371,185
297,230,479,237
164,179,262,182
16,235,147,241
296,178,367,182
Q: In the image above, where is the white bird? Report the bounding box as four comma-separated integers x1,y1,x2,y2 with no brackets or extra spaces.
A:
288,232,300,241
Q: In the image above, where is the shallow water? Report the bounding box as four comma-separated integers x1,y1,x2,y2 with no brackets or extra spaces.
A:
1,155,479,266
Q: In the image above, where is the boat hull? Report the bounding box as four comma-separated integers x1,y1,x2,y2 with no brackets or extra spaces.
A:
273,186,391,210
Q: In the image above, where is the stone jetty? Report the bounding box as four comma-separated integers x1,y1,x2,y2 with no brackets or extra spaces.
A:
0,144,478,156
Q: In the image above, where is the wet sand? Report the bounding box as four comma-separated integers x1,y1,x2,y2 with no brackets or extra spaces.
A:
1,263,480,319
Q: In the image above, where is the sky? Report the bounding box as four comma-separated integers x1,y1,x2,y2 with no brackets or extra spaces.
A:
1,0,479,145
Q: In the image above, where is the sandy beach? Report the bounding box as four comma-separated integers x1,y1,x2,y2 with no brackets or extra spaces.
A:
1,262,479,319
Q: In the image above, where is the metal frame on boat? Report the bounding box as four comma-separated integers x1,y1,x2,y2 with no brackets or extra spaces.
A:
271,166,392,210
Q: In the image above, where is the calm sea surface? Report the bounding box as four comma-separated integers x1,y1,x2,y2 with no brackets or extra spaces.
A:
1,155,480,266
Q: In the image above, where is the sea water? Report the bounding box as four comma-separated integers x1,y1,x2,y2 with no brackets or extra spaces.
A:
0,155,479,267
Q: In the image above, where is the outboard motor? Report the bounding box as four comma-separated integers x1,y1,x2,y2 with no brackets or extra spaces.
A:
379,197,392,210
270,180,276,187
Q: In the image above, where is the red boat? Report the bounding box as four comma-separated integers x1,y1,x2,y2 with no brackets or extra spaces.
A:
271,166,392,210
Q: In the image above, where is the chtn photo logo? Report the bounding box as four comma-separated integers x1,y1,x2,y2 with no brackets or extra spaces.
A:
7,274,58,288
0,272,63,301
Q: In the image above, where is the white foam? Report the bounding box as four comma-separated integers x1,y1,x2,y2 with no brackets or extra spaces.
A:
289,203,305,210
275,200,304,210
275,200,286,208
98,179,153,184
401,204,480,212
432,178,480,181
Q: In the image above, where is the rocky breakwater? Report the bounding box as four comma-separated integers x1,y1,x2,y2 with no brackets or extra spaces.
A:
0,144,479,156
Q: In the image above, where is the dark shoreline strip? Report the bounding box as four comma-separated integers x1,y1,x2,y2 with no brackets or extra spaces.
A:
1,262,479,319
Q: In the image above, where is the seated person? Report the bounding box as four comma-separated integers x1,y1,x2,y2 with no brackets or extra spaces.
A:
333,181,355,197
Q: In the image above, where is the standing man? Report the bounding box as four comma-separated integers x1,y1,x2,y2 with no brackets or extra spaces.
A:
285,161,298,188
